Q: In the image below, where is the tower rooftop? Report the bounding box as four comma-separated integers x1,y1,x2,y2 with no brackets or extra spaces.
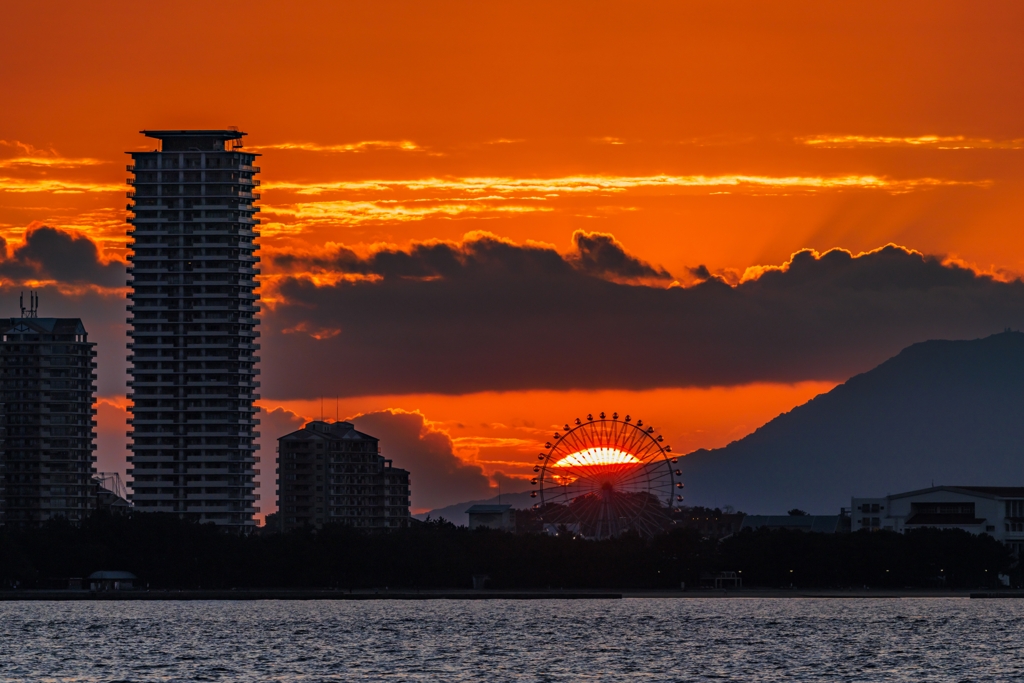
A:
140,129,246,152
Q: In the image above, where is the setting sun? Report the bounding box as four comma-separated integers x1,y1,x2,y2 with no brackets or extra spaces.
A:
553,447,641,468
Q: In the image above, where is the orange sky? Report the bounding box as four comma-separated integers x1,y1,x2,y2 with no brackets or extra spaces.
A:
4,1,1024,513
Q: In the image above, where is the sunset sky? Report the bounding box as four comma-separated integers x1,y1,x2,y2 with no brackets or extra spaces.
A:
4,1,1024,514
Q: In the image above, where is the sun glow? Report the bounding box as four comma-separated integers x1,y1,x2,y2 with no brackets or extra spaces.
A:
553,447,641,468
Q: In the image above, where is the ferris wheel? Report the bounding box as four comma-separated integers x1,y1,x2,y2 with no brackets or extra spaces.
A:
530,412,682,539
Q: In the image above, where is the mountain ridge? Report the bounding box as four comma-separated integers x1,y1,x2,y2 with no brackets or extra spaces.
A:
678,331,1024,513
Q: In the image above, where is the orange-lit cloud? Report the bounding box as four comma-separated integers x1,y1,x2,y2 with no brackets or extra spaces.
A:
0,140,107,169
0,178,124,194
798,135,1024,149
264,173,980,196
260,199,552,232
250,140,425,153
255,171,987,238
280,321,342,340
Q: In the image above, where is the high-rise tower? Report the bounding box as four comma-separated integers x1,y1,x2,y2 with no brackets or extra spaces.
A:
0,302,98,527
126,130,261,530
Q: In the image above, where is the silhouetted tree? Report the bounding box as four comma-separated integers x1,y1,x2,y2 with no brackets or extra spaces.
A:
0,512,1013,590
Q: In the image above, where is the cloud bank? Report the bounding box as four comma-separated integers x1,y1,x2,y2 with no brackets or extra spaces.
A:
0,226,125,288
261,232,1024,398
347,410,492,511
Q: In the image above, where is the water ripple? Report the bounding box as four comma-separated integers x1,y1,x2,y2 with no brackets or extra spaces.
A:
1,599,1023,681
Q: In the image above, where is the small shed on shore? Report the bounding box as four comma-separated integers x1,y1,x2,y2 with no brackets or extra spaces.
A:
88,571,137,591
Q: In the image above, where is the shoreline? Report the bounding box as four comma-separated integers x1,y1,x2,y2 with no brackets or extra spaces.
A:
0,588,1015,601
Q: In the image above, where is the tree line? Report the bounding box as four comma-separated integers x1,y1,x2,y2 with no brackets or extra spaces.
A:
0,512,1015,590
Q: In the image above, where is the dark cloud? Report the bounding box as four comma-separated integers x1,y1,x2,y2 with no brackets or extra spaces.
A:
491,470,531,494
349,410,492,511
254,407,308,514
260,235,1024,398
0,283,126,396
0,226,125,288
567,230,672,281
688,264,712,280
272,229,670,282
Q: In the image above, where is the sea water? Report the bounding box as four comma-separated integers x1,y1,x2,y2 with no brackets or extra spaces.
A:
1,598,1021,681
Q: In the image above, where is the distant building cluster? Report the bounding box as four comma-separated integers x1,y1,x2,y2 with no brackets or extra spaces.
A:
0,130,413,531
850,486,1024,553
740,486,1024,555
8,127,1022,551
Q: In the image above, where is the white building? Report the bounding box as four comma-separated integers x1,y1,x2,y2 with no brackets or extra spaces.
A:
852,486,1024,554
126,130,261,530
467,504,516,532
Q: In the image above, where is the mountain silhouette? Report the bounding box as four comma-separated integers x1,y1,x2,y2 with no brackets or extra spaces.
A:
679,331,1024,514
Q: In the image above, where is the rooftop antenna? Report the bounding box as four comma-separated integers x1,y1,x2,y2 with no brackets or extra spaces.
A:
21,290,38,318
228,125,243,150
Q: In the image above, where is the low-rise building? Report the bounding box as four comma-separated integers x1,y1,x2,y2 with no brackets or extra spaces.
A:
852,486,1024,553
276,420,410,531
87,570,136,591
467,504,515,531
93,472,130,514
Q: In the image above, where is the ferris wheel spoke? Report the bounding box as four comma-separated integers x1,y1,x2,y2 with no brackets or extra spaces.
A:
615,428,641,458
618,501,649,535
600,457,634,481
632,437,661,462
612,463,667,491
564,492,593,534
643,498,673,528
538,414,675,539
619,491,657,528
584,497,607,537
634,510,665,537
623,425,649,452
607,492,639,527
555,464,610,487
562,425,591,453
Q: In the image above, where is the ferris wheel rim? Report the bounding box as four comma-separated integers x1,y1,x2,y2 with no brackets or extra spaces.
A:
532,414,680,537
